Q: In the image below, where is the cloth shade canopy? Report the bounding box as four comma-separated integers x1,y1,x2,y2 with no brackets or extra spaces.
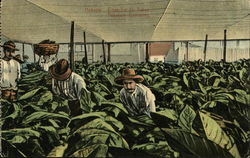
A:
2,0,250,44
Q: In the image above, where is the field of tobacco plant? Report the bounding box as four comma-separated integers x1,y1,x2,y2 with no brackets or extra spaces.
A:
1,59,250,157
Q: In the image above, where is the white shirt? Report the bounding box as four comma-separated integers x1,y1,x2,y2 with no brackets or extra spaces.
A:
120,83,156,116
39,56,57,71
51,72,88,101
0,59,21,90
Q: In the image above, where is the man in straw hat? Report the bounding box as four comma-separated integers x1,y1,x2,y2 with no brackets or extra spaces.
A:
115,68,156,117
0,41,21,101
49,59,89,117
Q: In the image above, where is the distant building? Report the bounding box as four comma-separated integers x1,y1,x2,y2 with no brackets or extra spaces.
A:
148,43,174,63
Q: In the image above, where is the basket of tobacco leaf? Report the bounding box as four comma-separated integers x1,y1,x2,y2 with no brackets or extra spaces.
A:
34,39,59,56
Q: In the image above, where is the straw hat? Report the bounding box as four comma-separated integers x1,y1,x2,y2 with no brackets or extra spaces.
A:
115,68,144,85
49,59,72,81
1,41,19,51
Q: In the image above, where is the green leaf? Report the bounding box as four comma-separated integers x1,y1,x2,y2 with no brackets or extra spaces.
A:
142,74,152,85
152,80,167,89
101,101,128,114
22,112,70,125
183,73,189,88
198,112,241,158
47,144,68,157
37,91,53,105
80,89,94,113
4,103,21,120
178,105,196,131
162,128,233,158
91,91,107,104
132,142,172,158
9,136,26,144
213,78,221,87
18,87,42,100
70,144,108,157
198,83,207,94
151,109,178,127
2,128,40,138
201,101,217,109
67,112,107,129
104,116,124,131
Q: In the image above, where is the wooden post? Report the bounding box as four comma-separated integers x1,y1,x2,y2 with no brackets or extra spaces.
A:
32,44,36,62
22,43,25,59
145,43,149,62
69,21,75,71
186,41,189,61
92,44,94,63
102,40,106,64
83,32,88,64
138,43,141,63
223,29,227,62
107,43,111,62
203,34,208,62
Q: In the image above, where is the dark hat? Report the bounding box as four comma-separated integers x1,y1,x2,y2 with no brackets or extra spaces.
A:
115,68,144,85
1,41,19,51
49,59,72,81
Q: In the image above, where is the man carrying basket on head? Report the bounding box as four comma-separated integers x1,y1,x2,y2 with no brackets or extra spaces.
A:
35,39,58,71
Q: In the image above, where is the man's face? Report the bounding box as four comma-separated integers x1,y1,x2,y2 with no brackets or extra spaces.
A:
123,79,136,93
4,48,15,58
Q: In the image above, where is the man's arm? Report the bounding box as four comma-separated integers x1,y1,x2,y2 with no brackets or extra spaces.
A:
17,62,21,80
146,90,156,112
75,76,89,101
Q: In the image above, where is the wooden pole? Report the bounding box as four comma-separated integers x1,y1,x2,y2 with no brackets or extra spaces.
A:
107,43,111,62
69,21,75,71
32,44,36,62
83,32,88,64
223,29,227,62
92,44,94,63
102,40,106,64
22,43,25,59
145,43,149,62
186,41,189,61
203,34,208,62
138,43,141,63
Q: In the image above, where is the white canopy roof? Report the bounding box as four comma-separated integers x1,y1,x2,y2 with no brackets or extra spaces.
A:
2,0,250,44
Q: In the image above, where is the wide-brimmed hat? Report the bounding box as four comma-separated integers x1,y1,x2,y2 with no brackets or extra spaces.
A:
49,59,72,81
115,68,144,85
1,41,19,51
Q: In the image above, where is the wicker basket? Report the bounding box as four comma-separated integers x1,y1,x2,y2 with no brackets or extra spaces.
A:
34,44,59,56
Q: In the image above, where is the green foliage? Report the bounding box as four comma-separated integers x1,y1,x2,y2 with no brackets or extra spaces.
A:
2,59,250,157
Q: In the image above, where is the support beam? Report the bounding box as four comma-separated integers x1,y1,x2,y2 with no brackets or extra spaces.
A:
107,43,111,63
22,43,25,59
145,43,149,62
102,40,106,64
83,32,88,64
32,44,36,62
203,34,208,62
138,43,141,63
92,44,95,63
186,41,189,61
223,29,227,62
69,21,75,71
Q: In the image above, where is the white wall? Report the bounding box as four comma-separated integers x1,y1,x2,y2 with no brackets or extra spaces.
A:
175,41,250,63
149,55,164,62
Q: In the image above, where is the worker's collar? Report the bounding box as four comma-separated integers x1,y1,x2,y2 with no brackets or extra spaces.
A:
2,56,13,61
127,84,138,96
